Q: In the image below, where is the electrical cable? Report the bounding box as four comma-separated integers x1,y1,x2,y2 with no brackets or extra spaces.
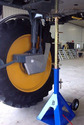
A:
63,114,73,125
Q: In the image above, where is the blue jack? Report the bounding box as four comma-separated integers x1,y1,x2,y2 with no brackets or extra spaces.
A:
37,5,76,124
37,68,75,125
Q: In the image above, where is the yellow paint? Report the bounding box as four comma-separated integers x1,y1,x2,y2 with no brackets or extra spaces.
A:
6,34,52,92
72,16,82,20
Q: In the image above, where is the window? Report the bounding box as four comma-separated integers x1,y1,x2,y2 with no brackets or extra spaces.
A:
77,43,80,49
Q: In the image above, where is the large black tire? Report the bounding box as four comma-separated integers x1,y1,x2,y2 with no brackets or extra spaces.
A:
0,15,53,108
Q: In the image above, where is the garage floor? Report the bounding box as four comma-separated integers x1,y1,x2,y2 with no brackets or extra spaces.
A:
0,57,84,125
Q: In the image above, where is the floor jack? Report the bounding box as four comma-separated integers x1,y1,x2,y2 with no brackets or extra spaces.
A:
37,0,79,124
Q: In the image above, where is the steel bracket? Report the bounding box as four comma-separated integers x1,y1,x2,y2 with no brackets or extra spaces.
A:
0,43,50,75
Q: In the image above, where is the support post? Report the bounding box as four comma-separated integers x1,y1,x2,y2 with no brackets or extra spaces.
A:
29,12,41,54
31,17,39,54
37,0,75,124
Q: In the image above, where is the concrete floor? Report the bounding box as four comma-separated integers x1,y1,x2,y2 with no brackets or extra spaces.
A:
0,57,84,125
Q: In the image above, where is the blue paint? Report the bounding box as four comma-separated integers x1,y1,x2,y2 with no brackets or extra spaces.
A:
37,68,75,125
54,69,59,94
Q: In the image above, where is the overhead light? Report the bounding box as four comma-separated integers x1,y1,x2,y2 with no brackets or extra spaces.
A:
71,16,82,20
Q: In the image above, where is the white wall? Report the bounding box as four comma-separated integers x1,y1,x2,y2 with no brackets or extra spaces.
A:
3,6,28,18
50,23,83,49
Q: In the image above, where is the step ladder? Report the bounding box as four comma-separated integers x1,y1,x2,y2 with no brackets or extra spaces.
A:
59,49,77,61
67,49,74,59
70,49,77,58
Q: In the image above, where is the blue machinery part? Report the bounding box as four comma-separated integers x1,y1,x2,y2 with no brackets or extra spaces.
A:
37,69,75,125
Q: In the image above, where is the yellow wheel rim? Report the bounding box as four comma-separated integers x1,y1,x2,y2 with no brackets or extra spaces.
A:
6,34,52,92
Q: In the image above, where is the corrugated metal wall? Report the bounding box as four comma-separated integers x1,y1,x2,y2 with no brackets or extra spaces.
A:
3,6,28,18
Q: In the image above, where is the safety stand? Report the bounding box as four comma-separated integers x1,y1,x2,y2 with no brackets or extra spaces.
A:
37,68,75,125
37,0,75,124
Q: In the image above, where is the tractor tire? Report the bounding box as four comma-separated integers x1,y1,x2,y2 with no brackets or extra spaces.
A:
0,16,53,108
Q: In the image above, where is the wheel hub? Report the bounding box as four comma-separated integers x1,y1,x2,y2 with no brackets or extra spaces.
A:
6,34,52,92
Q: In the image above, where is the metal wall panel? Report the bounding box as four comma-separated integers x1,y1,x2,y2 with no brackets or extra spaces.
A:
3,6,28,18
